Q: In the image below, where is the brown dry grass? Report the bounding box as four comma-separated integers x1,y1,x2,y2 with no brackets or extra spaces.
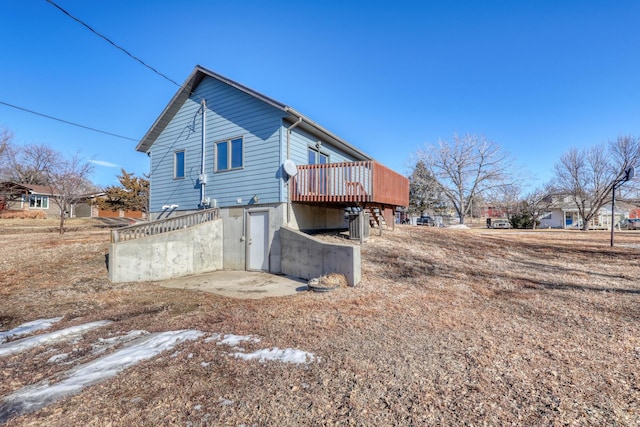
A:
309,273,349,290
2,219,640,425
0,210,46,219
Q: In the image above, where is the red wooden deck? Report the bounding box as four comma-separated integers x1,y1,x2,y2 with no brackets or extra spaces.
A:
290,161,409,208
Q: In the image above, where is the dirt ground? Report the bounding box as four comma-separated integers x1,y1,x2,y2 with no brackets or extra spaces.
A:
1,218,640,426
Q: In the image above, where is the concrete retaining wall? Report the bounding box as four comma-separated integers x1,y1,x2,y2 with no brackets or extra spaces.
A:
109,219,223,283
290,204,348,231
219,204,285,273
280,227,360,286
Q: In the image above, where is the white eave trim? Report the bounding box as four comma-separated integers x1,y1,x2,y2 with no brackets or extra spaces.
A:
136,65,373,163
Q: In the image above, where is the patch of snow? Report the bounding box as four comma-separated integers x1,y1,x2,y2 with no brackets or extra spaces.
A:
97,330,148,346
70,336,84,345
92,330,149,355
216,334,260,347
448,224,470,229
0,321,113,358
47,353,69,364
218,397,234,406
0,330,204,423
0,317,63,344
0,322,321,423
232,347,317,364
204,333,221,343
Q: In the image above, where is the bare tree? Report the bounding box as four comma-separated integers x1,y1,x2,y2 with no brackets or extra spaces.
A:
5,143,60,185
0,129,10,154
509,185,555,229
610,135,640,202
485,183,522,219
0,130,97,230
553,136,640,231
415,133,513,224
0,128,14,180
47,153,95,234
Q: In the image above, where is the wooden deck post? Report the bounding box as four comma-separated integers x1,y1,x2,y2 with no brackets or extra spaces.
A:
359,209,364,245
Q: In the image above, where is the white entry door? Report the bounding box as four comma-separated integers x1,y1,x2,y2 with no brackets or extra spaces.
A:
247,211,269,271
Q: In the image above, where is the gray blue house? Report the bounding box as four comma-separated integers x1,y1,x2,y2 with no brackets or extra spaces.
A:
136,65,408,274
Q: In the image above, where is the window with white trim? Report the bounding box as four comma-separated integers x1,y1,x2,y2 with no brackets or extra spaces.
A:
29,195,49,209
307,146,329,193
216,137,243,171
308,146,329,165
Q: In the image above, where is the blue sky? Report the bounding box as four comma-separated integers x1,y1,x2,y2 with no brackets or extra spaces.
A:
2,1,640,188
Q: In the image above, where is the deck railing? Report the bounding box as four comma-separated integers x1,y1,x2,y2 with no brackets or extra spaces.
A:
290,161,409,207
111,208,219,243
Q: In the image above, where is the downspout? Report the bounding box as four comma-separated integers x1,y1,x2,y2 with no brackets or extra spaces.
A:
200,99,207,208
286,116,303,160
286,115,303,224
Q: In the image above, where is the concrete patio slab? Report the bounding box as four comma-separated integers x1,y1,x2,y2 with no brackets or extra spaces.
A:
159,270,308,299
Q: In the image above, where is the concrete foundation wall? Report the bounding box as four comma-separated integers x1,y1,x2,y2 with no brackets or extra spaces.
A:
267,204,286,273
280,226,360,286
219,204,285,273
290,204,347,231
109,219,223,283
113,204,358,284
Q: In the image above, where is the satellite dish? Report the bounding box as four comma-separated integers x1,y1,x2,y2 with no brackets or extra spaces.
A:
283,159,298,177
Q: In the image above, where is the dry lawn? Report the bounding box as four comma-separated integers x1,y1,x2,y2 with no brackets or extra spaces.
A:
1,219,640,426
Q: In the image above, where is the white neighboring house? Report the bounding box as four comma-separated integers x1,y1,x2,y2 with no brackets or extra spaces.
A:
538,195,626,229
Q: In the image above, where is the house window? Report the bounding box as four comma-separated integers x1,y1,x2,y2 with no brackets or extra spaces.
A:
216,137,243,171
307,146,329,194
174,150,185,179
541,212,552,220
29,195,49,209
308,146,329,165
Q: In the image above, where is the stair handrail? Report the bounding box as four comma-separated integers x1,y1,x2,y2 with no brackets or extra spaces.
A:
111,208,219,243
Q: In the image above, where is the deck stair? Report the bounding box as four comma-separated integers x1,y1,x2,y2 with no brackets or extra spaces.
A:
366,206,387,230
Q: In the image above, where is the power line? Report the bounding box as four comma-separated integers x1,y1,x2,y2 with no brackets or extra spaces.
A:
46,0,187,93
28,1,200,142
0,100,138,142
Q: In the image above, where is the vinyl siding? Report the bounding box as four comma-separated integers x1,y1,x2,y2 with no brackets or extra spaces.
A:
149,76,286,211
283,125,364,203
288,126,357,166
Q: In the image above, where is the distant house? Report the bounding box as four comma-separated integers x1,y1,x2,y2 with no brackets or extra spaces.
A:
136,65,409,273
481,205,509,219
0,182,145,219
0,182,62,218
538,194,625,229
78,193,146,220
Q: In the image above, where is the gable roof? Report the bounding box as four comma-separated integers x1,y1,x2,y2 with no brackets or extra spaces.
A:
136,65,372,161
0,182,59,196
